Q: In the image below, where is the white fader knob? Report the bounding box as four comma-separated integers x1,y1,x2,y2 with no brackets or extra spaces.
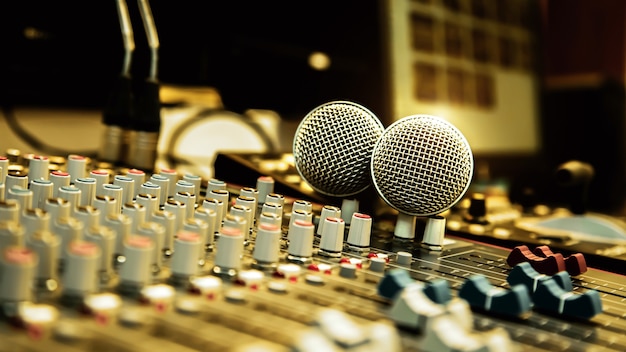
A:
318,217,345,258
421,215,446,251
346,213,372,254
126,169,146,196
159,169,179,199
256,176,274,206
49,171,70,198
90,170,110,196
0,157,8,185
61,241,101,301
28,155,50,182
139,182,162,207
30,179,53,210
136,193,158,216
252,223,281,269
74,177,96,207
113,175,136,205
287,220,315,264
0,246,38,302
170,231,202,285
149,174,170,205
182,174,201,204
119,236,155,295
317,205,341,236
212,226,244,279
66,155,87,184
174,191,196,220
101,184,123,214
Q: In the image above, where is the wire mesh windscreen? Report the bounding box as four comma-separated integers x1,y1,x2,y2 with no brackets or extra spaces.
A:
371,115,474,216
293,101,384,197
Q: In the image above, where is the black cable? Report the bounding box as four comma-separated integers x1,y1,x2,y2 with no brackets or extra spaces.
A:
1,105,98,158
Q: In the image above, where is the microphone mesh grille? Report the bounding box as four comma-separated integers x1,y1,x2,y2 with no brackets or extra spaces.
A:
293,101,384,196
371,115,473,216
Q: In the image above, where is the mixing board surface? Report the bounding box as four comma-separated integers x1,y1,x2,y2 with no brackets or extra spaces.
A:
1,151,625,351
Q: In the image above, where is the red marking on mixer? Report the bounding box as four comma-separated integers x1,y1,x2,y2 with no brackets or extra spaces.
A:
295,220,313,227
259,223,279,231
91,170,109,175
258,176,274,181
354,213,371,219
33,155,48,160
51,171,69,177
4,247,34,264
220,227,242,237
95,312,109,326
70,241,99,256
27,323,44,341
127,236,153,248
177,231,200,242
69,155,85,160
128,169,145,175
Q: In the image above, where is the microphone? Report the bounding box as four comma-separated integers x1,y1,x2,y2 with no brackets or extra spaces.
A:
293,101,384,197
292,101,384,224
125,0,161,171
371,115,473,249
99,0,135,164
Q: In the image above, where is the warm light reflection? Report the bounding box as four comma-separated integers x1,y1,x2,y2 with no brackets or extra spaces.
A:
308,51,331,71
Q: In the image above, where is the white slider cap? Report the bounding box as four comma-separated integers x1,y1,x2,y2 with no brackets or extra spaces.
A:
171,231,202,277
213,226,244,270
287,220,314,258
255,176,274,205
317,205,341,236
319,216,344,256
346,212,372,248
253,223,281,264
66,155,87,184
421,215,446,251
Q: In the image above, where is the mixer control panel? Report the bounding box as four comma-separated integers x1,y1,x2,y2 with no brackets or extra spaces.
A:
0,151,625,351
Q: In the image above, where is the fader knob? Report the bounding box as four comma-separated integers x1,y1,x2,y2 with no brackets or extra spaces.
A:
252,223,282,269
317,205,341,236
49,171,70,198
30,179,53,210
66,155,87,184
318,217,345,258
458,275,532,317
212,226,245,278
182,174,201,203
159,169,179,198
255,176,274,206
174,191,196,220
113,175,136,205
149,174,170,205
74,178,96,207
90,170,110,195
28,155,49,181
119,236,155,293
62,241,101,300
170,231,202,282
346,213,372,254
206,178,226,193
287,220,315,264
0,246,37,302
126,169,146,196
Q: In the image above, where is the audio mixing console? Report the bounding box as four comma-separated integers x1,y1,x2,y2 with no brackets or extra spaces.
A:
0,151,625,352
